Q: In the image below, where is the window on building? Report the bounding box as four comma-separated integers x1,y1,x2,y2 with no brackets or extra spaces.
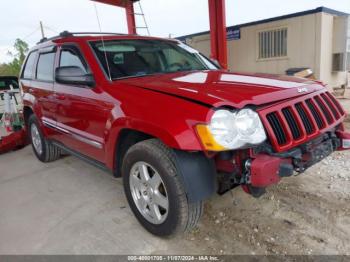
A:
258,28,288,59
36,52,55,82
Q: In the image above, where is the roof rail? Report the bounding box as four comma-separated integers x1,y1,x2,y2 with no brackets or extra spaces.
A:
37,31,128,44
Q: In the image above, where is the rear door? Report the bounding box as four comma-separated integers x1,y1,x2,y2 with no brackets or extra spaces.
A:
20,50,38,111
30,46,58,129
53,44,110,162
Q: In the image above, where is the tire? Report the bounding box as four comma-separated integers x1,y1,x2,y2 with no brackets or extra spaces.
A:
122,139,203,237
28,114,61,162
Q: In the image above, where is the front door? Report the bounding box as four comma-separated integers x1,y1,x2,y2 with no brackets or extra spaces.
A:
52,44,111,163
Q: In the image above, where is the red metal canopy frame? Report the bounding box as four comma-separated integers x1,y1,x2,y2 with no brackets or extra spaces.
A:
91,0,228,69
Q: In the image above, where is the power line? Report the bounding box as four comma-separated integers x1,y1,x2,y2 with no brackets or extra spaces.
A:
22,27,41,41
43,26,59,34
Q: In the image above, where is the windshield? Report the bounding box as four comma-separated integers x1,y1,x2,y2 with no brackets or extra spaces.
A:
90,39,218,80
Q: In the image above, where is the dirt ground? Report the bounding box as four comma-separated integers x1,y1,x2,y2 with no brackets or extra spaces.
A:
183,104,350,255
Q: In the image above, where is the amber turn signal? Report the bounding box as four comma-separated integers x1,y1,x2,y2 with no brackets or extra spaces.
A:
195,124,227,151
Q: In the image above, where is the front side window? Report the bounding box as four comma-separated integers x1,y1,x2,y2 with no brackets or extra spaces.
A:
36,52,55,82
258,28,288,59
60,48,87,72
22,51,38,79
90,40,217,80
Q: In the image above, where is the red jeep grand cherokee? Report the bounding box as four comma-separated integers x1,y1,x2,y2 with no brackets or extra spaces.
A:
20,32,350,236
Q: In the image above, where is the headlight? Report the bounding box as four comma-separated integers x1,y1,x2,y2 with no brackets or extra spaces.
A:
196,108,267,151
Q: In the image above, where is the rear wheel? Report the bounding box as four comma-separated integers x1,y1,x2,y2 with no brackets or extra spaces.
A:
122,139,203,237
28,114,61,162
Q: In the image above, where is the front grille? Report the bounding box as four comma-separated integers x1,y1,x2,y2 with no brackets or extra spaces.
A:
295,103,314,134
282,107,301,140
305,99,325,129
267,113,288,145
260,91,345,151
314,96,333,124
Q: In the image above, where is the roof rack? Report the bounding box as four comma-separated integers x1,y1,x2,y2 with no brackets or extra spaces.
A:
37,31,128,44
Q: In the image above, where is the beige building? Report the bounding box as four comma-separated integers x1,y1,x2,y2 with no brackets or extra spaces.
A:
179,7,350,91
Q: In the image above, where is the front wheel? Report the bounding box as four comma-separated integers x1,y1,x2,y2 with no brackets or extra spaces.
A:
122,139,203,237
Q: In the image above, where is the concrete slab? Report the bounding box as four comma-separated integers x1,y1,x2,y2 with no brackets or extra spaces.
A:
0,146,198,255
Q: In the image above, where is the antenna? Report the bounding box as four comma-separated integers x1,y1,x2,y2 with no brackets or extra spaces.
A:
93,3,112,81
39,21,45,39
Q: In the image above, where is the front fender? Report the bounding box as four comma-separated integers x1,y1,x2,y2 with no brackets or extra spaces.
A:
104,116,205,170
104,117,218,202
103,85,212,170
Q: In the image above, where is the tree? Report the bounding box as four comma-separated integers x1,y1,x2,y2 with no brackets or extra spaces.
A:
0,39,29,77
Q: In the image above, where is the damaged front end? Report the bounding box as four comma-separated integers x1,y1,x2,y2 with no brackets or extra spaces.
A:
215,89,349,198
216,128,350,198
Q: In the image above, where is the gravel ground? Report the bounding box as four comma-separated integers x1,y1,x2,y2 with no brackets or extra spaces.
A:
182,108,350,255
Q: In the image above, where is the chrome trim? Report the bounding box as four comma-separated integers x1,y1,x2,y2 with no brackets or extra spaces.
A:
42,118,103,149
71,133,103,149
55,125,70,134
42,119,56,129
43,120,70,134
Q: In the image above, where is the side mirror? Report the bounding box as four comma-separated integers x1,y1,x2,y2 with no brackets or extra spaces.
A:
55,66,95,87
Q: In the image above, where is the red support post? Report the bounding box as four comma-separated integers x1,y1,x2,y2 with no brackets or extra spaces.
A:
208,0,228,69
92,0,228,67
125,1,137,34
91,0,138,35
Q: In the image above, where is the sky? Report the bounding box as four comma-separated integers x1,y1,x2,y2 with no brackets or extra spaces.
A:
0,0,349,63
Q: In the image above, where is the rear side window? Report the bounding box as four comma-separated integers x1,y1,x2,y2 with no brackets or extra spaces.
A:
22,51,37,79
36,52,55,82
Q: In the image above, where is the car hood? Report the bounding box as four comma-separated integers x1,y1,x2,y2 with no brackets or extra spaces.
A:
115,70,325,108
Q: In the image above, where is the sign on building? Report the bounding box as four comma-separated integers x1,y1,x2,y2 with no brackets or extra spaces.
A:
227,28,240,40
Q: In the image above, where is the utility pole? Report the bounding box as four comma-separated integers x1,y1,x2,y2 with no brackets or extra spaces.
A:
39,21,45,39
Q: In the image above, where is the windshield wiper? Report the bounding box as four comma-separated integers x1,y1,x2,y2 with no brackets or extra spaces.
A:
112,72,168,81
112,69,204,81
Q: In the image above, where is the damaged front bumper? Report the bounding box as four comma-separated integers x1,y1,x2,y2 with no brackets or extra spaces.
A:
217,129,350,198
336,130,350,150
245,130,350,195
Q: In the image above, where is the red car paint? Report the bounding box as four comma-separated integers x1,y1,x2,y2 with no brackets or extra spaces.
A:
0,130,26,154
21,35,349,193
249,155,293,188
